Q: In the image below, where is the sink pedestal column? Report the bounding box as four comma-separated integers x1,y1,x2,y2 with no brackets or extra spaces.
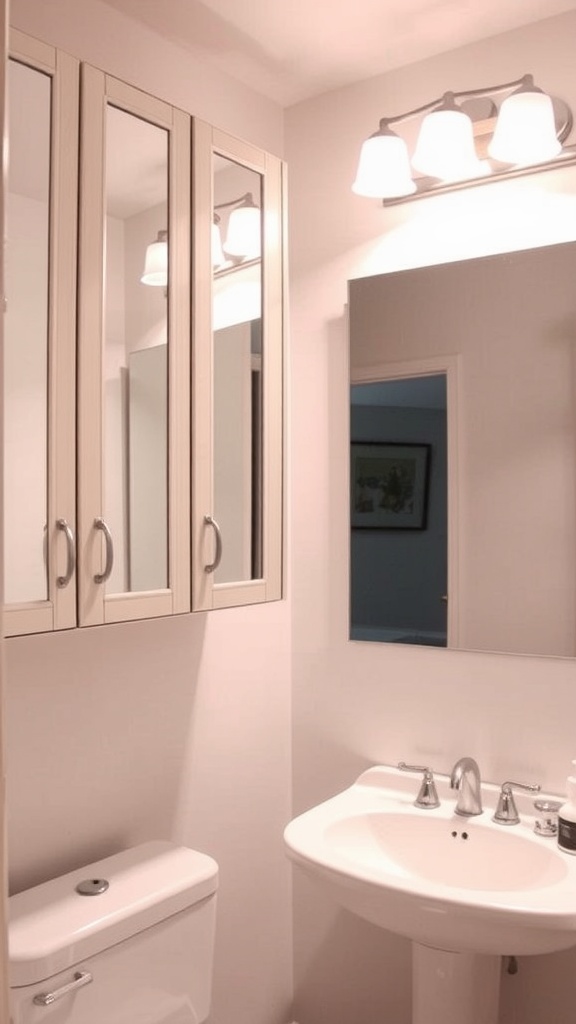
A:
412,944,501,1024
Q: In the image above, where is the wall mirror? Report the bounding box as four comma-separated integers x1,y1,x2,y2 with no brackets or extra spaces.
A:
4,57,51,606
104,104,169,595
212,154,263,584
349,241,576,658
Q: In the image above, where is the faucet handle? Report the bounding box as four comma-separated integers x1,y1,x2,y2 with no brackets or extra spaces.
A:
397,762,440,809
492,780,541,825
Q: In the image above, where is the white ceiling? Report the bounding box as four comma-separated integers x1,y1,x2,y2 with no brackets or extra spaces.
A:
101,0,576,107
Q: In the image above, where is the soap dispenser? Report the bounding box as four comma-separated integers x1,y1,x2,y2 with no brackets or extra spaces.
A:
558,761,576,854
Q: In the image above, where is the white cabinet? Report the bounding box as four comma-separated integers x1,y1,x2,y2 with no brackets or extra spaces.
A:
4,31,285,636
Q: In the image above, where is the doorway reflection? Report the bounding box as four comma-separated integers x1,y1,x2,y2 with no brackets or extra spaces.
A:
350,375,448,647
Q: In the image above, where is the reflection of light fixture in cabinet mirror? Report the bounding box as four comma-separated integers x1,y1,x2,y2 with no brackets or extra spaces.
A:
213,193,261,270
141,229,168,286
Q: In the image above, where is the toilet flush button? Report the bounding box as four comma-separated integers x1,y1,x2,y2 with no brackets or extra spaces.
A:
75,878,110,895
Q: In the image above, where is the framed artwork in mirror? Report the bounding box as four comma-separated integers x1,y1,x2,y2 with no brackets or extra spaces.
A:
351,442,430,529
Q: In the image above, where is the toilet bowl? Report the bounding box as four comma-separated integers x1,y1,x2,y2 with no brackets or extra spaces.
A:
8,840,218,1023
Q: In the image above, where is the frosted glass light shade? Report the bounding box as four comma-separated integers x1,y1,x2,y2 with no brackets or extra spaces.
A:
352,129,416,198
141,232,168,286
488,90,561,165
412,108,485,181
223,203,261,259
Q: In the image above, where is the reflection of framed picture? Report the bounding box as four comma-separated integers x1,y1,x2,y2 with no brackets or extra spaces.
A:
351,442,430,529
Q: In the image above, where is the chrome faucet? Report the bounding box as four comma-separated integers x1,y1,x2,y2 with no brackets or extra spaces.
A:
450,757,483,816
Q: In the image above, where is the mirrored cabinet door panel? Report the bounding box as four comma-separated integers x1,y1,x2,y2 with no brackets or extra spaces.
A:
212,156,263,585
6,59,50,606
4,31,78,637
104,104,169,596
78,68,190,626
192,123,284,610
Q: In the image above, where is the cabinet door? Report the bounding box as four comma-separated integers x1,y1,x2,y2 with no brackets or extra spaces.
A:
77,68,190,625
4,31,78,637
192,124,284,610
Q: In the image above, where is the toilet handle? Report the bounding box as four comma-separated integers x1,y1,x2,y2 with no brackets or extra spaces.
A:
33,970,93,1006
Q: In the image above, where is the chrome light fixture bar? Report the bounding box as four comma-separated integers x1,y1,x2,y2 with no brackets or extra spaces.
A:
352,74,574,205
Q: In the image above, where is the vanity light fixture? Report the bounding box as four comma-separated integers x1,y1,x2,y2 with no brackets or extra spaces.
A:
140,229,168,286
213,192,261,267
352,74,574,204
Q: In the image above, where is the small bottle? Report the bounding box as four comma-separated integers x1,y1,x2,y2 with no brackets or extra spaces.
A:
558,761,576,854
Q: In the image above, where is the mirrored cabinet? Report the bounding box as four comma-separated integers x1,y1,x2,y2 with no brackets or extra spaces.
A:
192,123,284,610
77,66,191,626
4,30,285,636
4,30,79,637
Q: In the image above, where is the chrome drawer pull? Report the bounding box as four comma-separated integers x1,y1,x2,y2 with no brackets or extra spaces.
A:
93,516,114,584
33,970,93,1006
56,518,76,588
204,514,223,573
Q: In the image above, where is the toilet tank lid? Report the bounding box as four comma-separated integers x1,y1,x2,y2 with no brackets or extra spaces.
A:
9,841,218,988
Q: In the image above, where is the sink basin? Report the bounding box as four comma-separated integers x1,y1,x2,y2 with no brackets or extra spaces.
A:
284,765,576,955
326,811,566,892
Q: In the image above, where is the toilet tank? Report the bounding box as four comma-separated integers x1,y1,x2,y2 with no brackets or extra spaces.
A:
9,840,218,1024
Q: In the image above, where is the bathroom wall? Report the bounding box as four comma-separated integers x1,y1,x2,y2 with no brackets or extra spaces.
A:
5,4,292,1024
286,11,576,1024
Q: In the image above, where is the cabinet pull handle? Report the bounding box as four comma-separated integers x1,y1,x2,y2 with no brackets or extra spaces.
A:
94,517,114,584
33,970,93,1006
204,514,223,573
56,518,76,588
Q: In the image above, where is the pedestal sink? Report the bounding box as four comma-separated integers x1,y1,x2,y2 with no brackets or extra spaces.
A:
284,765,576,1024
